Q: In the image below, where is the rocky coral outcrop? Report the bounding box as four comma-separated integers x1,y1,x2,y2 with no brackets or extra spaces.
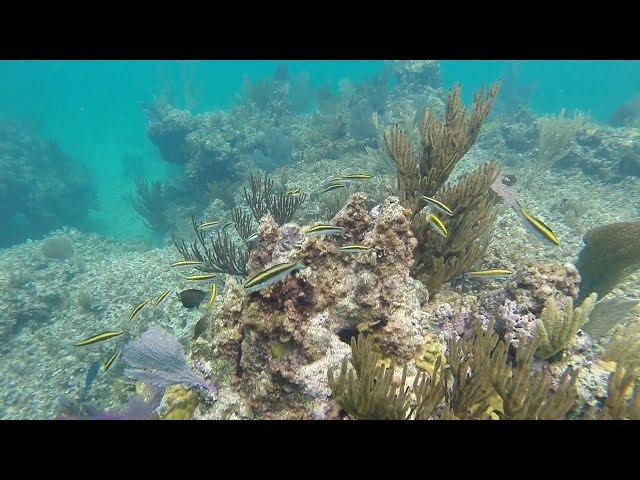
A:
208,194,429,418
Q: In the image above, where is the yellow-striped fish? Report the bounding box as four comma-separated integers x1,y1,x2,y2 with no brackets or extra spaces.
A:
513,202,559,246
103,350,120,372
323,183,346,193
128,299,150,322
244,260,305,293
465,269,513,279
337,245,370,253
184,273,217,281
305,224,347,236
221,221,235,231
199,220,222,229
74,331,123,347
153,289,172,309
425,213,448,237
420,196,453,216
206,284,217,310
170,260,203,268
286,187,301,196
329,173,372,182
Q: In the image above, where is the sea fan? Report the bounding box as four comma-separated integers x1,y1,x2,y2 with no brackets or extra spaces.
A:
122,326,216,393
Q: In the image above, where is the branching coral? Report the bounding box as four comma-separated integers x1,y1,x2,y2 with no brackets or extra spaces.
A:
598,362,640,420
172,216,249,276
445,330,496,419
535,293,597,360
328,333,413,420
575,221,640,301
243,172,306,225
413,162,500,292
381,81,501,292
129,177,170,233
482,326,579,419
383,81,501,213
603,316,640,364
231,207,256,242
529,108,585,182
327,319,579,420
449,319,579,420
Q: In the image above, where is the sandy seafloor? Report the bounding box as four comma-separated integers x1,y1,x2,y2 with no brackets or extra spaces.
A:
1,139,639,419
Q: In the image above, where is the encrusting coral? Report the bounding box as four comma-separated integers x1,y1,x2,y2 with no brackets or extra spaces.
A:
160,384,198,420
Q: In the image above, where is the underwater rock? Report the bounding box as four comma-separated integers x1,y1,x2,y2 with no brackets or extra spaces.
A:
565,124,640,181
207,194,428,418
506,262,580,314
160,385,198,420
41,236,74,260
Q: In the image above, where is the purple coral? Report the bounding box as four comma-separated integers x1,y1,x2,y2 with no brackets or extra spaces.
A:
122,327,217,394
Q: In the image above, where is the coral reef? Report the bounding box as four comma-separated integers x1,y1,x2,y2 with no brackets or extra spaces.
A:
208,194,429,418
609,94,640,128
566,124,640,181
393,60,441,91
328,319,579,420
0,119,96,247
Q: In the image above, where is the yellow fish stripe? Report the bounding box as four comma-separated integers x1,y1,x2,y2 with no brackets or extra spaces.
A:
516,202,560,246
323,183,346,193
128,300,150,322
103,350,120,372
340,173,372,180
287,187,301,195
426,213,448,237
184,273,217,281
305,224,346,235
153,289,172,308
74,331,123,347
170,260,203,268
421,196,453,216
244,260,305,292
206,284,217,310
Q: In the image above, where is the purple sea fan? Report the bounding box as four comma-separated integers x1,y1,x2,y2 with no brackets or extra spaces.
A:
122,326,217,394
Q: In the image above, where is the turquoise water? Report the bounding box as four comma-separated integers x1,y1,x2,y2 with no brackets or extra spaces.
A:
0,60,638,244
